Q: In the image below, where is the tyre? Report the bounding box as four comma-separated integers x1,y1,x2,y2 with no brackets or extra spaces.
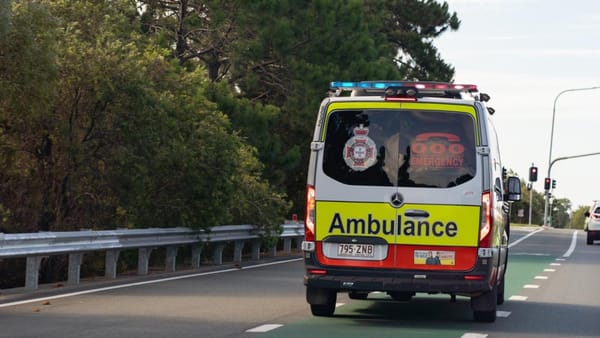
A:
307,287,337,317
348,291,369,300
587,233,593,245
310,299,336,317
471,284,498,323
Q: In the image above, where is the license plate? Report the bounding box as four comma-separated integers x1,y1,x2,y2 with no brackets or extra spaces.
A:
337,243,374,257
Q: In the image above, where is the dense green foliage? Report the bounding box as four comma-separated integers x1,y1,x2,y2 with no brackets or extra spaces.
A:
1,0,460,233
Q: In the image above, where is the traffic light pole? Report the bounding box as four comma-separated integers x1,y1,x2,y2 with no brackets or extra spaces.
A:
543,152,600,226
544,86,600,227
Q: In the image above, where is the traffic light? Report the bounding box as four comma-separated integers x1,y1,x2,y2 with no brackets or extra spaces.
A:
552,179,556,189
544,177,551,190
529,166,538,182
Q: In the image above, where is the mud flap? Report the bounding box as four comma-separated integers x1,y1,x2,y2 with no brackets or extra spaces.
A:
471,283,497,322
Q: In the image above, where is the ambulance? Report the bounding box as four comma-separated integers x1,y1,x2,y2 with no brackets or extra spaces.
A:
302,81,521,322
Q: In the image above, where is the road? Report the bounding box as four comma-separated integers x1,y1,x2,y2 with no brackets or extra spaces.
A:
0,227,598,338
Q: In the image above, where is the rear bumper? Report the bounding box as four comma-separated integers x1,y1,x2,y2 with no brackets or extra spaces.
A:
304,256,497,296
587,230,600,240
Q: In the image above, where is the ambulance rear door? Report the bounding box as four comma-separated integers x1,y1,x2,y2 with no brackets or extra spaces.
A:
313,101,482,271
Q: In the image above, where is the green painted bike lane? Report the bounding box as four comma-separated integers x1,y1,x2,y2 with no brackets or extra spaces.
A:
257,253,557,338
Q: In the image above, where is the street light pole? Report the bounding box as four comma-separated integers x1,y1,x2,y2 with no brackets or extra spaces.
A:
543,86,600,227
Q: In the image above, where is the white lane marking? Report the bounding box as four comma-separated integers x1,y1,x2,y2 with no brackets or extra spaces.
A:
563,230,578,257
246,324,284,333
544,269,556,272
534,276,548,280
549,263,561,266
462,333,488,338
510,252,550,256
555,258,566,261
509,228,544,248
335,303,345,308
524,284,540,289
0,258,304,308
497,311,511,318
509,295,528,301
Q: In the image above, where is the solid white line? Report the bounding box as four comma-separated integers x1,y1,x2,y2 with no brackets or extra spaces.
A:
246,324,283,333
509,228,544,248
563,230,578,257
0,257,303,308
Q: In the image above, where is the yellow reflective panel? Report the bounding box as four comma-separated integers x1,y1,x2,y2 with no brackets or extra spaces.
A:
315,201,480,247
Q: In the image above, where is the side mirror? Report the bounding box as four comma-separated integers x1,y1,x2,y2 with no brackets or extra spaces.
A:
585,211,591,218
505,176,521,202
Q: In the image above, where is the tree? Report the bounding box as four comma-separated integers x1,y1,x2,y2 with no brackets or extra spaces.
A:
0,1,60,232
0,0,289,233
137,0,461,212
570,205,589,229
550,198,571,228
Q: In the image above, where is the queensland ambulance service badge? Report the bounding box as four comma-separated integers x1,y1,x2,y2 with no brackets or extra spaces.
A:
343,124,377,171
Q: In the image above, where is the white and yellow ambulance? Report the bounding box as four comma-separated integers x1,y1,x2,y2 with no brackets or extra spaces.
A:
302,81,521,322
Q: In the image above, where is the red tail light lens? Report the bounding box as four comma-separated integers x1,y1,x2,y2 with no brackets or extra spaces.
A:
305,185,316,241
479,191,493,247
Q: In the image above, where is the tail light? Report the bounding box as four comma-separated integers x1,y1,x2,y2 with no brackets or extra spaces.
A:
305,185,316,241
479,191,493,248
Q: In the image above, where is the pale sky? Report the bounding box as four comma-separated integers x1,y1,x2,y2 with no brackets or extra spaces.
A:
436,0,600,210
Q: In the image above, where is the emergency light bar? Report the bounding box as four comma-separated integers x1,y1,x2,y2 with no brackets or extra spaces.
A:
330,81,478,92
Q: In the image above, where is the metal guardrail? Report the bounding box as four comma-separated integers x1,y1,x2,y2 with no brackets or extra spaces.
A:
0,222,305,290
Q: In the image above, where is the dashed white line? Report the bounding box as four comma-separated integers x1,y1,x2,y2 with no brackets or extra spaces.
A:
544,269,556,272
549,263,561,266
496,311,511,318
509,295,528,301
523,284,540,289
462,333,488,338
246,324,283,333
534,276,548,280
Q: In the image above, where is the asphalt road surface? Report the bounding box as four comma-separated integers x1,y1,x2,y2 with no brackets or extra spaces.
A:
0,227,598,338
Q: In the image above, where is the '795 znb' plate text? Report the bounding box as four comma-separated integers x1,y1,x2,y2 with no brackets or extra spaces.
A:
337,243,374,257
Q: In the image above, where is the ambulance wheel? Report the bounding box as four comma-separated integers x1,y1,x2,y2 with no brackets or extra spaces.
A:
471,284,497,323
307,287,337,317
348,291,369,300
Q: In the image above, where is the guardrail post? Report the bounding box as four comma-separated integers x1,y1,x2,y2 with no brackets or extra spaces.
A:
213,243,226,265
268,243,277,257
138,248,153,275
233,240,244,263
25,256,43,290
191,245,202,269
165,246,178,272
105,250,120,279
68,253,83,285
251,239,262,260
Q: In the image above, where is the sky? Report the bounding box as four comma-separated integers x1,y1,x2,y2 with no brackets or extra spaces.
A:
435,0,600,210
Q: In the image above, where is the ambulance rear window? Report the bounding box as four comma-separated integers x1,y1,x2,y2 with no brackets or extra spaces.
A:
322,109,477,188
